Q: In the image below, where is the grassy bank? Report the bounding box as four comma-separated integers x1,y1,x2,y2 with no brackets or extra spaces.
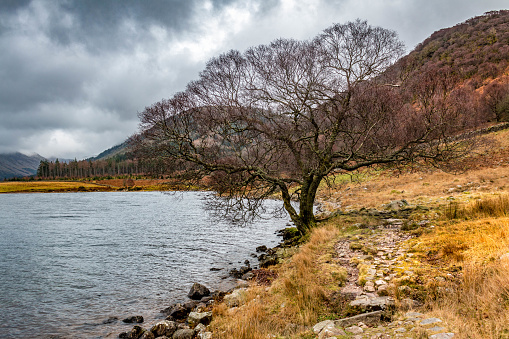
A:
205,129,509,338
0,178,201,193
206,196,509,339
210,224,346,338
0,181,116,193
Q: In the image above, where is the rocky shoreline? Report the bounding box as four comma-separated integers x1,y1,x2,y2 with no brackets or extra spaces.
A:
117,200,461,339
115,226,300,339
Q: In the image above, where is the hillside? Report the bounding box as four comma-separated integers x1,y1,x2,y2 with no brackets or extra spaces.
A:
388,10,509,123
86,141,129,162
404,10,509,78
0,152,45,180
17,11,509,182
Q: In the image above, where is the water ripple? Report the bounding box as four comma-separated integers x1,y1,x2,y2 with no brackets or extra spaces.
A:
0,191,287,338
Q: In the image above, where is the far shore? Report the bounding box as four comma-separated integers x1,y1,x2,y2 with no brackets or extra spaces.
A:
0,179,199,194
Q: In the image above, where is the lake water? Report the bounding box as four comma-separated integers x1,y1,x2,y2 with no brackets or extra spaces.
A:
0,191,289,338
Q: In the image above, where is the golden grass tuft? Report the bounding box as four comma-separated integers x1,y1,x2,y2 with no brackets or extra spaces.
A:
209,224,343,338
431,261,509,338
211,287,283,339
467,194,509,218
408,194,509,338
446,194,509,220
415,217,509,264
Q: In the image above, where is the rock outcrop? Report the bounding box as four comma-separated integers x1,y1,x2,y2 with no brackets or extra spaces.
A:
187,283,210,300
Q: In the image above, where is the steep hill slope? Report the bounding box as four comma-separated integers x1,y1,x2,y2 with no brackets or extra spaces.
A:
0,153,45,179
404,10,509,79
388,10,509,123
86,141,129,162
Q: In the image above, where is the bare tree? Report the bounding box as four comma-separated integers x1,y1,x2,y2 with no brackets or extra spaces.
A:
482,78,509,122
133,20,469,235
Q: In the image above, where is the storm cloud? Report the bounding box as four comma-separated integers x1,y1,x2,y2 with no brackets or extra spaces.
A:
0,0,506,159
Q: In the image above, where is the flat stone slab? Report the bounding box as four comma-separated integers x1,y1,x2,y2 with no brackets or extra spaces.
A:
313,320,334,334
420,317,443,326
429,333,455,339
335,310,383,327
350,296,395,312
318,323,346,339
405,311,424,318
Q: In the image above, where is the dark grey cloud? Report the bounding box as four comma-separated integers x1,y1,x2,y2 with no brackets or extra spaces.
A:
0,0,506,158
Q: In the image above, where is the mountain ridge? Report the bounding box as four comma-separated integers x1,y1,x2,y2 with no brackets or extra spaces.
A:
0,152,46,180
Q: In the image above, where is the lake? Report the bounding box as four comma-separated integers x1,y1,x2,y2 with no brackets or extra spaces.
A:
0,191,289,338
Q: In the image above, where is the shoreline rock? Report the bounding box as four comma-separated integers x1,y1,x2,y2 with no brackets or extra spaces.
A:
117,227,297,339
123,316,144,324
187,283,210,300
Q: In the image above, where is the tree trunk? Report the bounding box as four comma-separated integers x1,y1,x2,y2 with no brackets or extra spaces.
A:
281,174,322,236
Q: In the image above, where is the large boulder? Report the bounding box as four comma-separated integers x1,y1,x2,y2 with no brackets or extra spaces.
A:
172,328,195,339
313,320,334,334
188,283,210,300
163,303,191,321
119,325,145,339
258,254,278,268
188,311,212,328
256,245,268,252
223,288,247,308
317,322,346,339
334,310,383,327
383,199,409,211
349,296,395,313
151,320,177,337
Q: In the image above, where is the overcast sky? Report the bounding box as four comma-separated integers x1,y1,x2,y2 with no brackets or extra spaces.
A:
0,0,507,159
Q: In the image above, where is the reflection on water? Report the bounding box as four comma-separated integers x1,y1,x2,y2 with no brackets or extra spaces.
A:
0,191,288,338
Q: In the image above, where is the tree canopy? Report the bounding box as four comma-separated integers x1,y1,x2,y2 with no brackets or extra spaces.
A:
133,20,472,235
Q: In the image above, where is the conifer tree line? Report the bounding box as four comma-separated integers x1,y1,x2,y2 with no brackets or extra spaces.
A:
35,156,166,179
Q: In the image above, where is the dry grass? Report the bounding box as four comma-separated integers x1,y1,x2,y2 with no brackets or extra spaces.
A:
406,193,509,338
209,224,345,338
317,128,509,212
0,181,113,193
211,288,284,339
446,194,509,219
430,260,509,339
0,178,201,193
413,217,509,265
209,129,509,338
317,165,509,213
208,129,509,338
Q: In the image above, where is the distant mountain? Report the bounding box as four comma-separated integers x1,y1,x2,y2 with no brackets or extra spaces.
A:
0,152,46,179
